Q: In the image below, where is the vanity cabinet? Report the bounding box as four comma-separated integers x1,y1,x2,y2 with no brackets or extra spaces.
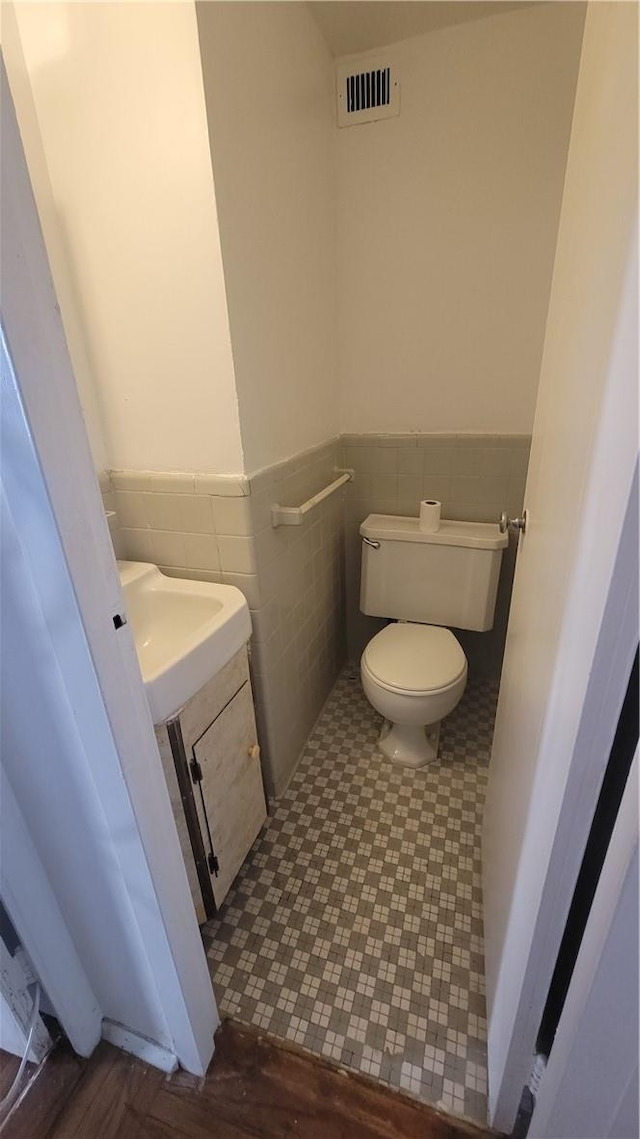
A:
155,646,266,923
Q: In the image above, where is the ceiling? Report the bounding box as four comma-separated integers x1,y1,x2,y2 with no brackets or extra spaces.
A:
309,1,539,58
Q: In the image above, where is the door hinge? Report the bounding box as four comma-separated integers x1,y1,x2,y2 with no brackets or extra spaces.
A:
207,852,219,877
190,758,203,783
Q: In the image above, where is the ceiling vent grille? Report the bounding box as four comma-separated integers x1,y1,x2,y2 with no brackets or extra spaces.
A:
337,60,400,127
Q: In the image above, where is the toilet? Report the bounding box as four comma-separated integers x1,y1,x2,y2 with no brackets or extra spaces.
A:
359,513,507,768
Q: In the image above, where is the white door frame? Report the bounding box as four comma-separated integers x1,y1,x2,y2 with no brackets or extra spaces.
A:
1,58,218,1076
531,750,639,1139
0,760,102,1059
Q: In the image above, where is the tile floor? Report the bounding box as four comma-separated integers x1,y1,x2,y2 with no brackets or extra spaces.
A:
203,667,499,1124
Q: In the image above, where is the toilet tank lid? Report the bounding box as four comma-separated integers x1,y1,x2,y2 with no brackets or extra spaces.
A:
360,514,508,550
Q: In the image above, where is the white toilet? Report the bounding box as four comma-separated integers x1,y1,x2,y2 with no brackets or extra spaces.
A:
359,513,507,768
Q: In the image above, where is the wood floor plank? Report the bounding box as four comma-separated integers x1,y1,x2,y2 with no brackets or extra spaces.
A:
6,1020,498,1139
50,1042,166,1139
0,1049,22,1102
1,1040,85,1139
155,1022,495,1139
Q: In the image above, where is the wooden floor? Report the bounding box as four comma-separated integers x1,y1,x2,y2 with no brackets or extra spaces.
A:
0,1050,21,1101
3,1021,497,1139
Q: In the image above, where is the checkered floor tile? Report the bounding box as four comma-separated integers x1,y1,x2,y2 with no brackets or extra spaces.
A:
203,667,498,1124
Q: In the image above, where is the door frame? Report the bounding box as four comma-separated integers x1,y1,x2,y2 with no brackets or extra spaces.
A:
530,749,638,1138
1,57,218,1075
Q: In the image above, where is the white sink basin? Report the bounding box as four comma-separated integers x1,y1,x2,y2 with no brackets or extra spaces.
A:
118,561,252,724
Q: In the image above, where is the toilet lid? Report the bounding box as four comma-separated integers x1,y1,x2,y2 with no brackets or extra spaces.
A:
363,624,466,694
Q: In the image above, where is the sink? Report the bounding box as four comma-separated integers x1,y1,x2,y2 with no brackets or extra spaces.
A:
118,561,252,724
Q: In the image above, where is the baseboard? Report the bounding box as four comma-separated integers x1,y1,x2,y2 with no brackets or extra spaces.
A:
101,1019,178,1073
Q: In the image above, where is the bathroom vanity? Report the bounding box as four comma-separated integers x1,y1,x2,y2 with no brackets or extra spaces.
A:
116,560,266,924
155,645,266,923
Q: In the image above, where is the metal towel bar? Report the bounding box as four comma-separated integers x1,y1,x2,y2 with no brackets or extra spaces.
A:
271,470,353,528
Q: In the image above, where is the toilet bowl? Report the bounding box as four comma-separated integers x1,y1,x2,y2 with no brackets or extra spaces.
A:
361,622,468,768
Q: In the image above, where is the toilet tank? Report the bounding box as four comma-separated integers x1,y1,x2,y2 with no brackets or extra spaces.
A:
359,514,508,632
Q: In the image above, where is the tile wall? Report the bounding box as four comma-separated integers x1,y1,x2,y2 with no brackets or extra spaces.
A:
339,434,531,677
107,468,252,587
104,439,347,799
247,440,346,798
102,433,529,798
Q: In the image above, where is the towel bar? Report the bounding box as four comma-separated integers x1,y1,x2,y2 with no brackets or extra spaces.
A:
271,470,353,528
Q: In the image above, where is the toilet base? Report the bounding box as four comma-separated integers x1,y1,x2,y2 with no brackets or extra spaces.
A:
378,720,441,768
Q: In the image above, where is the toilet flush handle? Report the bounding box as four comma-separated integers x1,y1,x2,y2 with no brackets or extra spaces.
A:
363,537,380,549
500,510,529,535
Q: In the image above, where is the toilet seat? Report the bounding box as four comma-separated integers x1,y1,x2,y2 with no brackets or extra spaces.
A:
362,623,466,696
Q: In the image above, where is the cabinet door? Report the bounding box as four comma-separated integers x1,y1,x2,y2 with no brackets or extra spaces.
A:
193,683,266,908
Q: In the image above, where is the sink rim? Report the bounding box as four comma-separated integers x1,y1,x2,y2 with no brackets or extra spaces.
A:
118,560,252,723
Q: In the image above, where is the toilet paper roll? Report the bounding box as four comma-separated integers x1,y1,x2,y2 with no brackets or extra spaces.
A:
419,499,441,532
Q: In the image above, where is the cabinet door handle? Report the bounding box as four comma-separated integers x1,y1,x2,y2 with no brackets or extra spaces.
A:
248,744,260,760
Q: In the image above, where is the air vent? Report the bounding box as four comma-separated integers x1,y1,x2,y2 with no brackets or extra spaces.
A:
347,67,390,113
337,60,400,128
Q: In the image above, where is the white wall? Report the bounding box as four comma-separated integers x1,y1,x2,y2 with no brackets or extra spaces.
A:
1,3,108,472
196,1,339,474
337,3,585,435
10,1,244,475
9,1,585,477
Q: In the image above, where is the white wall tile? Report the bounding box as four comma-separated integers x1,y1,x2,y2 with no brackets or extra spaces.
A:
147,472,195,494
174,493,216,534
213,495,253,536
421,475,451,506
221,571,262,610
397,475,423,508
119,527,155,562
397,449,423,475
218,535,257,575
114,490,150,529
110,469,152,491
150,530,187,567
184,532,220,571
194,473,250,497
144,492,185,531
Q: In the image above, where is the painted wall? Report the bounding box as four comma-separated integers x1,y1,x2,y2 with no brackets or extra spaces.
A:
10,1,584,474
11,1,244,475
197,1,339,474
2,2,108,472
336,3,585,435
